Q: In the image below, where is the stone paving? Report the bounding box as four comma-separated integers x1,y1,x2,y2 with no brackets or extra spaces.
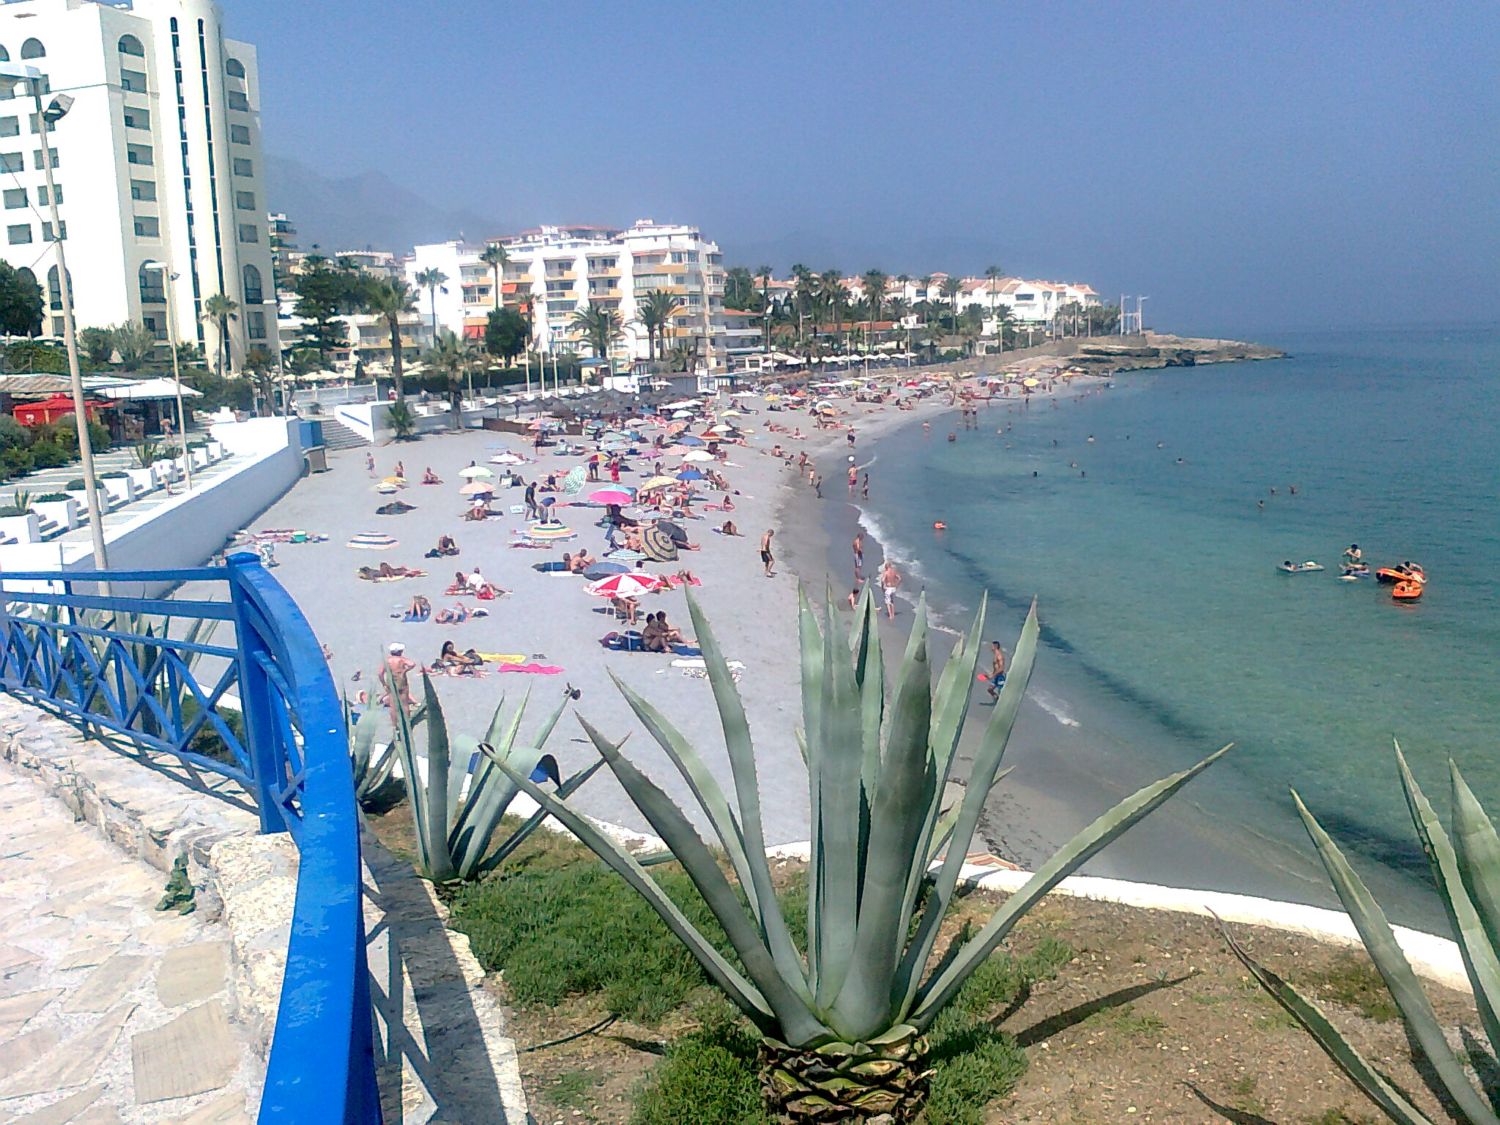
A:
0,765,262,1123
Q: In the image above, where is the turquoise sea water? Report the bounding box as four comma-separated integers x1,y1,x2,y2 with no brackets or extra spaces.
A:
864,327,1499,904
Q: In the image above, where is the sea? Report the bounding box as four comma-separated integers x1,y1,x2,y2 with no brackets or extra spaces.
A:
860,326,1499,919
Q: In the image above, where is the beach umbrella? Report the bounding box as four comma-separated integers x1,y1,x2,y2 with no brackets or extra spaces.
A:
459,481,494,496
655,520,688,545
1022,377,1040,388
490,452,524,464
586,572,664,598
561,466,587,494
375,482,399,495
639,524,679,562
678,435,705,447
681,450,715,463
588,488,634,506
638,475,677,491
527,522,576,542
347,531,398,550
582,562,629,580
458,466,494,479
605,548,645,562
676,468,705,481
671,410,693,419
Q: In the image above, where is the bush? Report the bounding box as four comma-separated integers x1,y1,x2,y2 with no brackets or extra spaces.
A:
1,446,33,477
632,1008,767,1125
99,470,128,479
66,478,85,490
0,415,32,451
35,492,70,503
0,505,28,517
28,441,69,469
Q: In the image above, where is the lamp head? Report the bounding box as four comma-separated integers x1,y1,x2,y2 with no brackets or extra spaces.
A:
42,94,73,124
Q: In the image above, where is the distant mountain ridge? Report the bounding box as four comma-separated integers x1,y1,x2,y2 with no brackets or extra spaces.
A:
264,154,501,256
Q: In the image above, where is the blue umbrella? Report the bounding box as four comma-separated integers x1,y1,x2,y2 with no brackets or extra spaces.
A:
678,435,706,446
677,468,705,481
583,562,629,580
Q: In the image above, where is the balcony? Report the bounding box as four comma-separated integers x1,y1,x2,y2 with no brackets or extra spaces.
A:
587,266,621,278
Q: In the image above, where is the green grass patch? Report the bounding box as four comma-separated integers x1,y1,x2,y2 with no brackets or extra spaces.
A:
544,1068,598,1110
632,1004,768,1125
1304,953,1400,1023
1082,1002,1166,1039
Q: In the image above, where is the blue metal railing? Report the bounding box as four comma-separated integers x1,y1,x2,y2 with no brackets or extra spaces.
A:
0,557,380,1123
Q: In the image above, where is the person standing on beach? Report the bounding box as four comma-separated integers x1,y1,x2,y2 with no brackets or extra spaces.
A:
852,531,865,580
524,480,539,519
861,472,870,500
813,473,823,498
986,641,1007,701
760,529,776,577
366,452,377,478
383,642,417,720
880,559,902,620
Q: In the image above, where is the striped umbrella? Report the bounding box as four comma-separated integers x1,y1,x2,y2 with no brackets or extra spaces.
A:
585,572,665,598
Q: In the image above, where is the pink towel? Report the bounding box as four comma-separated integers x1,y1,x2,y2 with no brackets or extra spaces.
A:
496,663,563,675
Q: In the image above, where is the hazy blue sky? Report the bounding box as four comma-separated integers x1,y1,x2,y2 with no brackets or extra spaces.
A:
231,2,1497,334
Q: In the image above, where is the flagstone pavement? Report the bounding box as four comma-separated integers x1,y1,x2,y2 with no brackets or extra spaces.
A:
0,764,262,1123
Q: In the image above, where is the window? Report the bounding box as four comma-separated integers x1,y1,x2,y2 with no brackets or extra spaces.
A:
226,90,249,112
20,38,45,61
237,223,258,243
7,223,31,245
123,107,150,129
0,47,8,63
234,189,255,210
242,264,263,303
225,58,246,79
139,263,165,303
41,220,65,241
229,124,250,144
130,180,155,201
134,216,160,238
118,35,145,57
126,144,153,167
0,153,21,173
231,157,252,176
31,147,58,170
247,309,266,339
37,184,59,205
0,117,16,137
3,188,24,209
121,69,146,93
143,315,166,341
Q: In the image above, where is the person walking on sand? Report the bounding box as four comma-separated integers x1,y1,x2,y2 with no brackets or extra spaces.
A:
760,529,776,577
986,641,1007,701
852,530,865,580
880,559,902,620
813,473,823,498
366,451,377,478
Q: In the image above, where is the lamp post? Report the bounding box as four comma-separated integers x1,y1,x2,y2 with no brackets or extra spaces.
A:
139,260,192,493
1,69,109,572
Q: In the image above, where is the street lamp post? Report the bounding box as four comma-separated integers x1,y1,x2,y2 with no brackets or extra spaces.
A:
3,70,109,572
140,261,193,493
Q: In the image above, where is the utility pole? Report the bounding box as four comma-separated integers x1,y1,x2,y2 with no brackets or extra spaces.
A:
698,247,714,387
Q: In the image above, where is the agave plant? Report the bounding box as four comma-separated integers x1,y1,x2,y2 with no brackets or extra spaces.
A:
343,684,406,810
389,671,603,883
503,590,1227,1120
1224,745,1500,1125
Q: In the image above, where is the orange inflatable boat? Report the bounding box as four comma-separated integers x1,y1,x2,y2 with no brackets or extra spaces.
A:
1392,580,1424,602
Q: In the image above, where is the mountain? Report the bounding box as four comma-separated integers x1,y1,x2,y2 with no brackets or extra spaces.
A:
263,155,500,255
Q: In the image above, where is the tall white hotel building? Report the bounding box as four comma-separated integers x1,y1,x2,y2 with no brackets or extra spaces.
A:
0,0,274,372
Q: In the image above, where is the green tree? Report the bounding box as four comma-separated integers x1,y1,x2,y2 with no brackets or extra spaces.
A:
484,306,529,365
112,322,158,371
940,276,964,327
860,269,888,351
78,326,115,368
421,329,466,429
635,289,683,361
790,264,817,345
245,345,276,413
479,244,508,310
819,269,845,340
0,263,43,337
366,278,418,399
291,259,352,366
667,340,696,373
571,301,623,362
757,265,774,350
723,266,755,311
202,293,239,378
414,267,448,354
918,275,935,325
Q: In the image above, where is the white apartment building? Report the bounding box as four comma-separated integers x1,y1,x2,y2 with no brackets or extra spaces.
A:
405,219,729,371
875,275,1099,324
0,0,275,371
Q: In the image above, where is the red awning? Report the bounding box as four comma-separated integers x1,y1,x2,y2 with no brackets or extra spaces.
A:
462,324,486,340
12,394,111,426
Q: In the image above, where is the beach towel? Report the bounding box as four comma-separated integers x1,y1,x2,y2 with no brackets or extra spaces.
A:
473,652,528,664
348,532,398,550
670,657,746,671
496,663,563,675
662,574,702,588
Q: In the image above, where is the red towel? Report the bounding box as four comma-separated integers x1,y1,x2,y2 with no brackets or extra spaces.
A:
497,663,563,675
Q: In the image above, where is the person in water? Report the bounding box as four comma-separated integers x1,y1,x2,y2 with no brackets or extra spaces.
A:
1343,543,1362,566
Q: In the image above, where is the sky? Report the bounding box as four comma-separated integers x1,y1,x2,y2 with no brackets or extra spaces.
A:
229,1,1499,335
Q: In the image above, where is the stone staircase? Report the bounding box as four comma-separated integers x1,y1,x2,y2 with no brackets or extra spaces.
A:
315,417,368,451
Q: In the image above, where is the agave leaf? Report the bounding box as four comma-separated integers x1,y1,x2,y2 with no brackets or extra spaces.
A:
387,669,440,880
610,671,759,913
1396,746,1500,1058
682,589,812,1001
576,716,824,1036
895,602,1039,1015
850,586,884,800
1219,918,1435,1125
911,743,1230,1030
416,674,459,882
798,590,824,994
477,756,606,877
1452,762,1500,966
925,768,1013,866
810,592,868,1009
494,757,778,1032
829,608,935,1039
1291,790,1499,1124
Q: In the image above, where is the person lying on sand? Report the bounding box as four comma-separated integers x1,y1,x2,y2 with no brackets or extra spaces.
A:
404,595,431,621
358,563,424,581
612,596,639,626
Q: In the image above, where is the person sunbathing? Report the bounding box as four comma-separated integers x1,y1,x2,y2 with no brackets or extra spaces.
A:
405,595,431,621
721,520,739,536
422,467,442,484
434,603,470,625
656,612,691,647
435,640,483,672
569,550,594,573
640,613,668,653
612,595,639,625
464,501,488,521
358,562,420,580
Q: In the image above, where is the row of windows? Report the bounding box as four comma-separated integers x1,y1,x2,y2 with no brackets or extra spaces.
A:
0,149,57,173
0,38,47,62
6,220,66,245
137,264,265,307
3,185,61,208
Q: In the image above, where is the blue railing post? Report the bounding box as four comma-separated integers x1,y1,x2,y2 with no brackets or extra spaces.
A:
226,553,286,834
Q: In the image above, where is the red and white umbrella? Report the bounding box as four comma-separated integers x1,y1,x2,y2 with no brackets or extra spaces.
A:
585,572,664,598
588,488,633,506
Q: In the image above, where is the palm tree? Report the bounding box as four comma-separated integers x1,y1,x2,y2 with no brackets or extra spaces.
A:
918,275,934,325
940,277,964,327
984,265,1004,353
757,265,774,351
635,288,683,362
479,244,508,310
414,267,448,350
860,269,888,351
667,340,697,373
791,264,817,345
202,293,239,378
571,301,623,363
724,267,755,310
422,329,466,429
819,269,845,344
366,278,418,399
